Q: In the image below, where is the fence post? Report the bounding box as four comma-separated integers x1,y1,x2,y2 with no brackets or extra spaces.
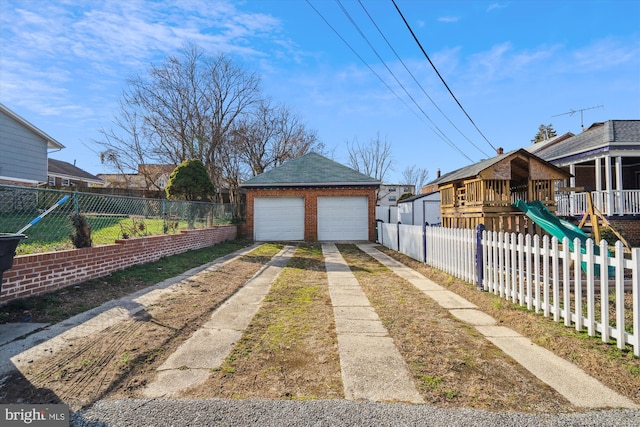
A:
423,222,428,263
162,199,167,234
73,192,79,215
397,222,401,252
476,224,485,291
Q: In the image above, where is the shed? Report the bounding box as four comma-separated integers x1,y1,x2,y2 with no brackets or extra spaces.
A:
397,191,441,226
240,152,380,241
432,148,571,233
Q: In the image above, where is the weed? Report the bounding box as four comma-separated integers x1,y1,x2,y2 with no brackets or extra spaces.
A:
419,375,442,389
120,352,131,366
445,390,459,399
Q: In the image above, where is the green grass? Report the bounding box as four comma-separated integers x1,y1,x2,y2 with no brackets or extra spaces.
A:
1,213,190,255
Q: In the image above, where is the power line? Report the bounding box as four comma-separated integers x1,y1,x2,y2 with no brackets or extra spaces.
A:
357,0,490,158
307,0,474,162
335,0,472,160
391,0,497,153
305,1,421,123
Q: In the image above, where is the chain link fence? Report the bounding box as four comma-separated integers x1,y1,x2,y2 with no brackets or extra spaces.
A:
0,184,240,255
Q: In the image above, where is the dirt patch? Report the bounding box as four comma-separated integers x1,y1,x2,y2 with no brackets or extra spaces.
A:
0,244,283,409
375,245,640,406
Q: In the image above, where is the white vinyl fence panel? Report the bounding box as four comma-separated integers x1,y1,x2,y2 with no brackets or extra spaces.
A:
376,224,640,357
399,224,424,262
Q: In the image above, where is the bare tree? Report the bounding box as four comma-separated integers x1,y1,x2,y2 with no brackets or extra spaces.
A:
232,99,322,176
401,165,429,193
97,43,262,187
346,132,394,181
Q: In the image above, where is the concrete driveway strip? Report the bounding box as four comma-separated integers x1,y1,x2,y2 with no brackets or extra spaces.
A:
143,245,297,398
322,243,423,404
0,244,261,377
357,243,638,409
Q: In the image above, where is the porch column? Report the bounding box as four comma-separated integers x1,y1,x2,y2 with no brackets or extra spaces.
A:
569,164,576,216
615,156,623,215
605,154,613,216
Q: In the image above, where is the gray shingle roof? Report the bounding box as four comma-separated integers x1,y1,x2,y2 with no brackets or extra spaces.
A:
48,158,103,183
534,120,640,162
241,152,380,187
429,148,570,186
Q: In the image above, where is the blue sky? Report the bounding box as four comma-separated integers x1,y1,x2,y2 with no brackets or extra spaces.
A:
1,0,639,184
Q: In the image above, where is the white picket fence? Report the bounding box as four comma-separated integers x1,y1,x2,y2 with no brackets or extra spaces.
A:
376,222,640,357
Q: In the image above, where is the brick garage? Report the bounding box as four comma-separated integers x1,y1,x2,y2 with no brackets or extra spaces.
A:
241,153,380,242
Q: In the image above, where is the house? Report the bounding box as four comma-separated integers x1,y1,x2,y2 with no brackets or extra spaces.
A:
377,184,415,206
531,120,640,218
0,103,65,186
397,191,441,226
98,164,175,191
431,148,571,233
47,158,103,188
240,152,380,241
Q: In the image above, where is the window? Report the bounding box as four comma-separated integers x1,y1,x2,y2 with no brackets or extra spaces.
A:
388,187,396,192
48,176,55,186
388,196,396,202
62,179,70,186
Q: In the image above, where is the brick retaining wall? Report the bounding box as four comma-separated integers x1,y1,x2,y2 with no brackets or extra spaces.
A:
0,225,237,306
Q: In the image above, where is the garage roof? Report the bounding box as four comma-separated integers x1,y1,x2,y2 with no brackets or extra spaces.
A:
241,152,380,188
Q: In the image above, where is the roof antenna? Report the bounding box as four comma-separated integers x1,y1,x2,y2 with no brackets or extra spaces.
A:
552,105,604,130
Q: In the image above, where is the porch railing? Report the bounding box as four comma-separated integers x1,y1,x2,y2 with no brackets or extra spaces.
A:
555,190,640,217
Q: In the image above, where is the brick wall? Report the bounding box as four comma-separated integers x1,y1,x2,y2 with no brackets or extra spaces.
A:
608,218,640,246
0,225,237,306
244,187,378,241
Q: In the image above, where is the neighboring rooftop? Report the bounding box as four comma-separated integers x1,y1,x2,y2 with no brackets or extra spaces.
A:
48,158,103,184
534,120,640,162
241,152,380,187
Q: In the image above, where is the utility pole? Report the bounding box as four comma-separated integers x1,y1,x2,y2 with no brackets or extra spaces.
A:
552,105,604,130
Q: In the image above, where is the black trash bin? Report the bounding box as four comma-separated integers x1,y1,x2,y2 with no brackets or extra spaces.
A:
0,233,26,289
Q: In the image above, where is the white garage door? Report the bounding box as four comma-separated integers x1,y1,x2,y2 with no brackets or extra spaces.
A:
317,196,368,241
254,197,304,241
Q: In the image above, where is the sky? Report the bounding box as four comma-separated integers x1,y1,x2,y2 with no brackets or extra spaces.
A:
1,0,639,185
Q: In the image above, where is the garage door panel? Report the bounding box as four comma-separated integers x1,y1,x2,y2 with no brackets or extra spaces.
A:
254,197,304,241
318,196,368,241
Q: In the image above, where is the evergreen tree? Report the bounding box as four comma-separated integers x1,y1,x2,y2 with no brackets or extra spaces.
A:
532,124,558,143
165,159,215,201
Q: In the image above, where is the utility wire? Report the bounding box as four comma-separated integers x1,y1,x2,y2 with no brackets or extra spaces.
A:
335,0,472,161
305,1,424,126
391,0,497,153
308,0,473,161
357,0,490,158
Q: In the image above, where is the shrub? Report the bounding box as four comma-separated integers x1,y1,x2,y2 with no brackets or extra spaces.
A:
69,214,92,248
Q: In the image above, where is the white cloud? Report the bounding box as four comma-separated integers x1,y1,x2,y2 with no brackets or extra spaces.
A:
438,16,459,23
0,0,298,117
487,3,508,12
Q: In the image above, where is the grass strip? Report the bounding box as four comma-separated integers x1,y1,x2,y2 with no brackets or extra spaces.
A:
191,243,343,400
337,244,576,413
375,245,640,406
